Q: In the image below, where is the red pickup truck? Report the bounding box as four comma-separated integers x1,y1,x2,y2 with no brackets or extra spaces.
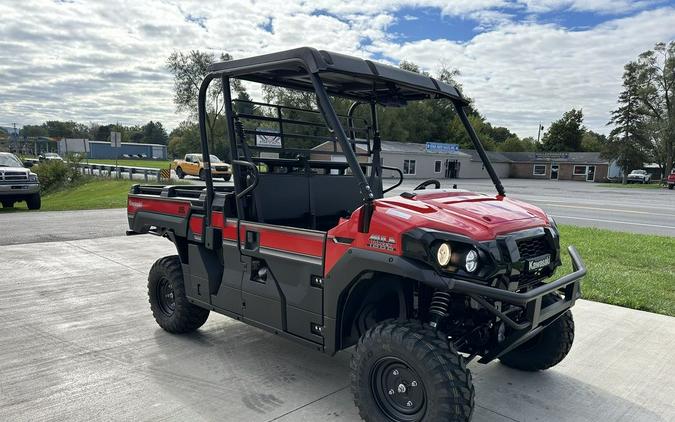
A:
668,170,675,190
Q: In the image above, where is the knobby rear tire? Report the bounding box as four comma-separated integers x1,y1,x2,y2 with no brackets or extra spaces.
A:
148,255,209,334
351,320,474,422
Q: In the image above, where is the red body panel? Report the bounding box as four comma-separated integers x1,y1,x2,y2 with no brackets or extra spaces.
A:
189,215,204,236
668,173,675,184
216,217,324,259
324,190,550,275
131,189,550,278
127,196,190,217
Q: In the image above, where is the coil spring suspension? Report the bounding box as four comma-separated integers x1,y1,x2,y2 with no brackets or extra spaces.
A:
429,291,451,328
234,120,245,143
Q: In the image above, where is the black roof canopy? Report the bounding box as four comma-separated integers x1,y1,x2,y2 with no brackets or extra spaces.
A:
208,47,467,105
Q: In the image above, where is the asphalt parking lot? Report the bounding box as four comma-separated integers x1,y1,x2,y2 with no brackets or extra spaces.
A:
1,235,674,422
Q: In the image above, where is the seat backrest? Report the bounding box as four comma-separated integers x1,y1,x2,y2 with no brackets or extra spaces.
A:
252,173,310,225
309,175,363,217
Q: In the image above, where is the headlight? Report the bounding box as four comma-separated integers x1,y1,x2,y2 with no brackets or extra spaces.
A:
29,174,38,183
465,249,478,273
436,242,452,267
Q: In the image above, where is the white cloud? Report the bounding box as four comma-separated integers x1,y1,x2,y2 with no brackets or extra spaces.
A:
0,0,673,140
371,7,675,137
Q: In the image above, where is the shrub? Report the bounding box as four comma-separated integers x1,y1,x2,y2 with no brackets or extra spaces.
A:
34,159,84,193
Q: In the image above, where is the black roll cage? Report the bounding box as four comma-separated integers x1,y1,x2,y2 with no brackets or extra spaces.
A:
197,49,505,230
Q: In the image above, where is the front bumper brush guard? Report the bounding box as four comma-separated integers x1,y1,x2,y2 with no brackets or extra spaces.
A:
447,246,586,362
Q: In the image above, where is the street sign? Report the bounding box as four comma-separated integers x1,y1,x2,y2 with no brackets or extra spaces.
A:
535,152,569,160
425,142,459,154
256,129,281,148
111,132,122,148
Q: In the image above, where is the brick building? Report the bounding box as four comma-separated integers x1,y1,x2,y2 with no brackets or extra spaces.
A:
501,152,610,182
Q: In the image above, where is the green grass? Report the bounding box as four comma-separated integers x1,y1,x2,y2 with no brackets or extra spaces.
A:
1,179,139,212
85,159,172,169
596,182,663,189
559,225,675,316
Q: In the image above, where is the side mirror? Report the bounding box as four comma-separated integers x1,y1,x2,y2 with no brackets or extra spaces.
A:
23,161,34,168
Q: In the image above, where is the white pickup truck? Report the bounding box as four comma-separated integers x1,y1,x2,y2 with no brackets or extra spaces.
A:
0,152,41,209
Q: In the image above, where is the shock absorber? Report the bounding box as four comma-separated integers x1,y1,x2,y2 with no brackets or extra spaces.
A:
429,291,451,328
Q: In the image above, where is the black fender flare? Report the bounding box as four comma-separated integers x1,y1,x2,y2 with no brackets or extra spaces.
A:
323,248,449,353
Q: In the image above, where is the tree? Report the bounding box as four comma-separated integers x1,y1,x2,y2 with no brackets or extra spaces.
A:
20,125,48,138
581,130,607,152
42,121,89,138
166,50,246,154
541,109,585,152
141,121,168,145
634,42,675,178
604,62,651,183
498,136,537,152
94,124,112,142
167,121,201,158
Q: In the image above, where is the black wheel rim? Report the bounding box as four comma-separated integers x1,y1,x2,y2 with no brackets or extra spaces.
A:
156,277,176,317
370,357,427,421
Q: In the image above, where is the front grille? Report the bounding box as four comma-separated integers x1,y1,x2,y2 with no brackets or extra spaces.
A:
0,171,28,182
510,272,543,289
516,236,550,259
214,166,227,171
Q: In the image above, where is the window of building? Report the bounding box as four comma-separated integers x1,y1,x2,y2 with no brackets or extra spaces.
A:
533,164,547,176
434,160,442,173
573,165,587,175
403,159,416,175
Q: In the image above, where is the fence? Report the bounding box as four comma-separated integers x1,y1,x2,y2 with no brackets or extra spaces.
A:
77,163,170,182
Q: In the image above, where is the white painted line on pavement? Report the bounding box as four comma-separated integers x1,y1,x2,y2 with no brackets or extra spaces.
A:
552,214,675,230
542,203,675,217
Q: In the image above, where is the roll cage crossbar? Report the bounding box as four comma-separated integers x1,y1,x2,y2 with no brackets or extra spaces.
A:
197,47,505,229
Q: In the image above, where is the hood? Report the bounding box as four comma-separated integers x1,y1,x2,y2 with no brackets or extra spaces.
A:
0,166,30,173
376,189,549,241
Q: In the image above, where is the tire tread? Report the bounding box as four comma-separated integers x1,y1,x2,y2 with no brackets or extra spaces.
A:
148,255,209,333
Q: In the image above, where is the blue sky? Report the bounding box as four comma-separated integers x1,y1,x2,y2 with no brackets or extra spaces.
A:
1,0,674,138
390,6,627,43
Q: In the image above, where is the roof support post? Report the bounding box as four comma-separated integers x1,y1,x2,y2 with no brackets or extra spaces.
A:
197,74,216,225
369,100,383,198
309,73,374,203
222,76,247,220
453,101,506,197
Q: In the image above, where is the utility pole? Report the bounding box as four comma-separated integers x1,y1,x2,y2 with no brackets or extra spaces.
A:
12,123,17,153
536,123,544,143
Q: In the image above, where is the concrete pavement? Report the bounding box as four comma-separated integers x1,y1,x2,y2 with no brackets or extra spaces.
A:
1,235,673,422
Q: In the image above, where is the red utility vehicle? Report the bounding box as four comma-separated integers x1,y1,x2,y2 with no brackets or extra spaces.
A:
128,48,586,422
667,170,675,189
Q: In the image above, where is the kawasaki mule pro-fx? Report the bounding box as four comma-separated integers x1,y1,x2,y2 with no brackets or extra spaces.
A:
127,47,586,422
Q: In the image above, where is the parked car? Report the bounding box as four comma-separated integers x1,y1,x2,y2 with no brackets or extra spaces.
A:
667,170,675,190
171,153,232,181
627,169,651,184
128,48,586,422
0,152,41,209
39,152,64,162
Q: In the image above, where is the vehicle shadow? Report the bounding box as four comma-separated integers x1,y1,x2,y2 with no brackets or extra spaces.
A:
144,317,663,422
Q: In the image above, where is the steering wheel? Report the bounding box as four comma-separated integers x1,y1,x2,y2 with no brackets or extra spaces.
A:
414,179,441,190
